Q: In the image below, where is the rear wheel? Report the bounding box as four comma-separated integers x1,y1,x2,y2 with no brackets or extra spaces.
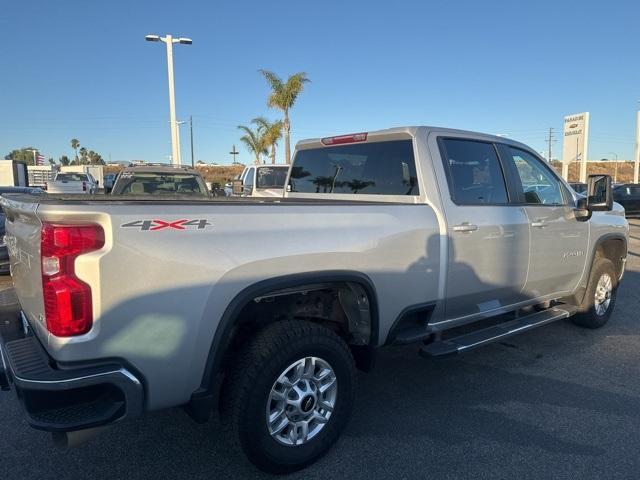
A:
221,320,356,473
573,257,618,329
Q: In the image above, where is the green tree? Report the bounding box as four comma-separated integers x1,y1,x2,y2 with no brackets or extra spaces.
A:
71,138,80,162
4,147,38,165
79,147,88,165
59,155,71,166
259,70,310,164
238,124,268,165
252,117,283,164
87,150,105,165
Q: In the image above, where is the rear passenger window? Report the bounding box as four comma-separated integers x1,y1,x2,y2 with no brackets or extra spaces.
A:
289,140,419,195
439,138,509,205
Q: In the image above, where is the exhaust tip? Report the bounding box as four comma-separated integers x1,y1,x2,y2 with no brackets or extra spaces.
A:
52,425,111,449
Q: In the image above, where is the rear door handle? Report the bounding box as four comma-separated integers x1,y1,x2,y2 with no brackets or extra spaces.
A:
531,221,546,228
453,223,478,233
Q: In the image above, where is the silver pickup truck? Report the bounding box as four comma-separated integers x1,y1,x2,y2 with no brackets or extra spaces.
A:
0,126,629,473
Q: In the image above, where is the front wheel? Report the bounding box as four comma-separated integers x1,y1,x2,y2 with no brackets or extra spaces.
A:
573,257,618,329
221,320,356,473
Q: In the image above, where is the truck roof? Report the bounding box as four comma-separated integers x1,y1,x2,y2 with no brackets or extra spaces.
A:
295,125,531,151
121,164,201,174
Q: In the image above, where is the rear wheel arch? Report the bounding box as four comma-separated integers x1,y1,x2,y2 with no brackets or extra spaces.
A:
188,271,379,420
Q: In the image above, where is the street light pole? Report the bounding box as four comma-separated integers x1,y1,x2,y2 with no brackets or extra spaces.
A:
145,33,192,165
165,35,180,165
189,115,195,168
176,120,186,166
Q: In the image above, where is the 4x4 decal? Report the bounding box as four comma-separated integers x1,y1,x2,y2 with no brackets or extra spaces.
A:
122,219,211,231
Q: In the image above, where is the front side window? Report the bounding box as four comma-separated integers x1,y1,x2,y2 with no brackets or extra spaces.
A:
439,138,509,205
508,147,564,205
289,140,419,195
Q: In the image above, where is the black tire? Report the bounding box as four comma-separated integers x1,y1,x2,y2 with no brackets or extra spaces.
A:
572,257,618,329
220,320,357,474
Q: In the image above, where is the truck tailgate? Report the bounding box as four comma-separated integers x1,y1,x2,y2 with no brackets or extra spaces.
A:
47,181,84,194
1,196,46,337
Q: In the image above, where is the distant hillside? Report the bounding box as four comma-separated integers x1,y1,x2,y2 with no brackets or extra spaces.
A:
550,161,635,183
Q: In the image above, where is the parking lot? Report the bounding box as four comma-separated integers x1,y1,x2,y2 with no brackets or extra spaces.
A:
0,221,638,479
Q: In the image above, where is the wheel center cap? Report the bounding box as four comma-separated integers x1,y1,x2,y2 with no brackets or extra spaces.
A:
301,395,315,413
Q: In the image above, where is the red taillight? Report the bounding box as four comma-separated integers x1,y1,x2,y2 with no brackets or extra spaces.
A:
321,132,368,145
41,224,104,337
82,181,87,191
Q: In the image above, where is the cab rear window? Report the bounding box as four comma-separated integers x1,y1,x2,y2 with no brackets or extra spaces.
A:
56,173,88,181
289,140,419,195
113,173,207,195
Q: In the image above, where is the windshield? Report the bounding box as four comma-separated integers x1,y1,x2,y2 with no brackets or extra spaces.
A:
256,167,288,189
112,172,207,195
56,173,88,181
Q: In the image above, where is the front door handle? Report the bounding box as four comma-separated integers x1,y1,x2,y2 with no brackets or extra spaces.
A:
531,221,546,228
453,223,478,233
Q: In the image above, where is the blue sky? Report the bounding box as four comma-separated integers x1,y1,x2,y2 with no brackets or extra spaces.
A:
0,0,637,164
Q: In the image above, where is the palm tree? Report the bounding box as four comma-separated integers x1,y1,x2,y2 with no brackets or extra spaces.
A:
79,147,88,165
253,117,283,164
259,70,310,164
238,125,268,165
71,138,80,162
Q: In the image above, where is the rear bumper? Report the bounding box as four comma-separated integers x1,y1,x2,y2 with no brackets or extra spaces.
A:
0,311,144,432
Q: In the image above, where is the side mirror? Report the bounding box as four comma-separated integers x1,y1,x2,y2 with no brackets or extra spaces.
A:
574,197,591,221
586,174,613,211
232,178,244,195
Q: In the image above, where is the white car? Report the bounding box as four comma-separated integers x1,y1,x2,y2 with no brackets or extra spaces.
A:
234,165,289,197
45,172,98,194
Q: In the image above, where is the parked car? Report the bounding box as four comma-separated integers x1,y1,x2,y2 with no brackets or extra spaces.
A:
103,173,117,193
111,164,209,196
613,183,640,217
569,182,587,194
45,172,98,194
0,186,45,274
233,164,290,197
0,126,628,473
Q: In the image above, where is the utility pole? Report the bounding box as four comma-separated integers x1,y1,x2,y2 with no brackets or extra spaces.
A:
189,115,195,168
229,145,240,164
635,110,640,184
145,34,192,165
545,127,555,163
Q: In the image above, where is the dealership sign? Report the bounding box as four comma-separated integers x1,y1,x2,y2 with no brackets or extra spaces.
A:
562,112,590,181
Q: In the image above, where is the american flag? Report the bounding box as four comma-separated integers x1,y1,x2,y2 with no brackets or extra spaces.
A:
36,153,45,166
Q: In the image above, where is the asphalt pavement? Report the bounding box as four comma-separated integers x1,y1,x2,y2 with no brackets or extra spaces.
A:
2,222,640,479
